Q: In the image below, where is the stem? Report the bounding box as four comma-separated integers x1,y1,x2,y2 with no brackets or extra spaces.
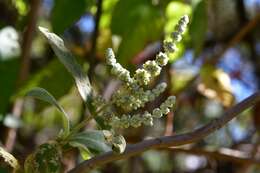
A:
69,92,260,173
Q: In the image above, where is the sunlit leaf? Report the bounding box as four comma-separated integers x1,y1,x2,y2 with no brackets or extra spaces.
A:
69,130,111,154
38,27,92,102
0,147,20,171
26,87,70,135
199,65,234,107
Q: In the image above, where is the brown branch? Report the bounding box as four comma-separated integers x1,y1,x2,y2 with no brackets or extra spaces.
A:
69,92,260,173
4,0,41,152
165,147,260,165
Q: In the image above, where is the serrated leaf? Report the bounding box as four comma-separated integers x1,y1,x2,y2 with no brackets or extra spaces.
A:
69,130,111,154
26,87,70,135
38,27,92,102
0,147,20,171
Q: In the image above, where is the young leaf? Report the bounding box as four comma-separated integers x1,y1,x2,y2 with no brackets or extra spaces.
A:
68,141,92,160
26,87,70,135
38,27,92,102
69,130,111,154
0,147,20,171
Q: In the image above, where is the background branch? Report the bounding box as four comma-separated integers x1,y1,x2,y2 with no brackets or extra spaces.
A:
69,92,260,173
4,0,41,152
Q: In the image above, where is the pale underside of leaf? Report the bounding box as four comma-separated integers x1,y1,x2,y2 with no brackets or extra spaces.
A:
69,130,111,154
38,27,92,102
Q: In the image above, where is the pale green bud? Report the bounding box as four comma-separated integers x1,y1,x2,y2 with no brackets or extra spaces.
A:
143,60,161,77
120,114,130,128
164,41,177,53
171,31,182,42
106,48,116,65
134,69,151,85
152,108,162,118
142,111,153,126
130,114,142,128
155,52,168,66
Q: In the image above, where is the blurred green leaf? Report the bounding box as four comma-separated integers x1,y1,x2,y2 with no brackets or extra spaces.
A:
0,59,19,114
51,0,92,34
39,27,92,102
26,87,70,135
111,0,164,66
190,0,207,56
69,130,111,154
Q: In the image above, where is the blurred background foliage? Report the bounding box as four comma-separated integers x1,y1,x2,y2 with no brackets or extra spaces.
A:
0,0,260,172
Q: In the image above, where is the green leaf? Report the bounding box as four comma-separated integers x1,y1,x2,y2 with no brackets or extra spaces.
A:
51,0,93,34
68,141,92,160
25,142,62,173
26,87,70,135
111,0,164,66
38,27,92,102
69,130,111,154
0,147,20,171
0,59,19,114
190,0,207,56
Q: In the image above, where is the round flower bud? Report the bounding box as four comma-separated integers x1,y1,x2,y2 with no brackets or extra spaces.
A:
143,60,161,77
134,69,151,86
152,108,162,118
106,48,116,65
130,114,142,128
180,15,189,25
155,52,168,66
164,41,177,53
120,114,130,128
142,111,153,126
171,31,182,42
165,96,176,107
160,103,170,114
110,116,121,128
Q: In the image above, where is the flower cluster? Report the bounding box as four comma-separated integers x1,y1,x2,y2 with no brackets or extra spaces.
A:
109,96,176,129
93,15,188,132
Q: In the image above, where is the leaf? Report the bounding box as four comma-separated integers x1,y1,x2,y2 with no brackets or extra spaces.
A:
38,27,92,102
25,142,62,173
68,141,92,160
69,130,111,154
0,147,20,171
51,0,94,34
111,0,164,66
190,0,207,56
26,87,70,135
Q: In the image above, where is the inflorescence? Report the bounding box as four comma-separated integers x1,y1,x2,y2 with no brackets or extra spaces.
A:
93,15,189,131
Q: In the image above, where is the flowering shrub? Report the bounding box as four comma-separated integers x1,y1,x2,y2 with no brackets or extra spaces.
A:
0,15,189,173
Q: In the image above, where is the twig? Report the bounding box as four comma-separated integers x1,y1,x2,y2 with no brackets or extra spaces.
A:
4,0,41,152
69,92,260,173
164,147,260,165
